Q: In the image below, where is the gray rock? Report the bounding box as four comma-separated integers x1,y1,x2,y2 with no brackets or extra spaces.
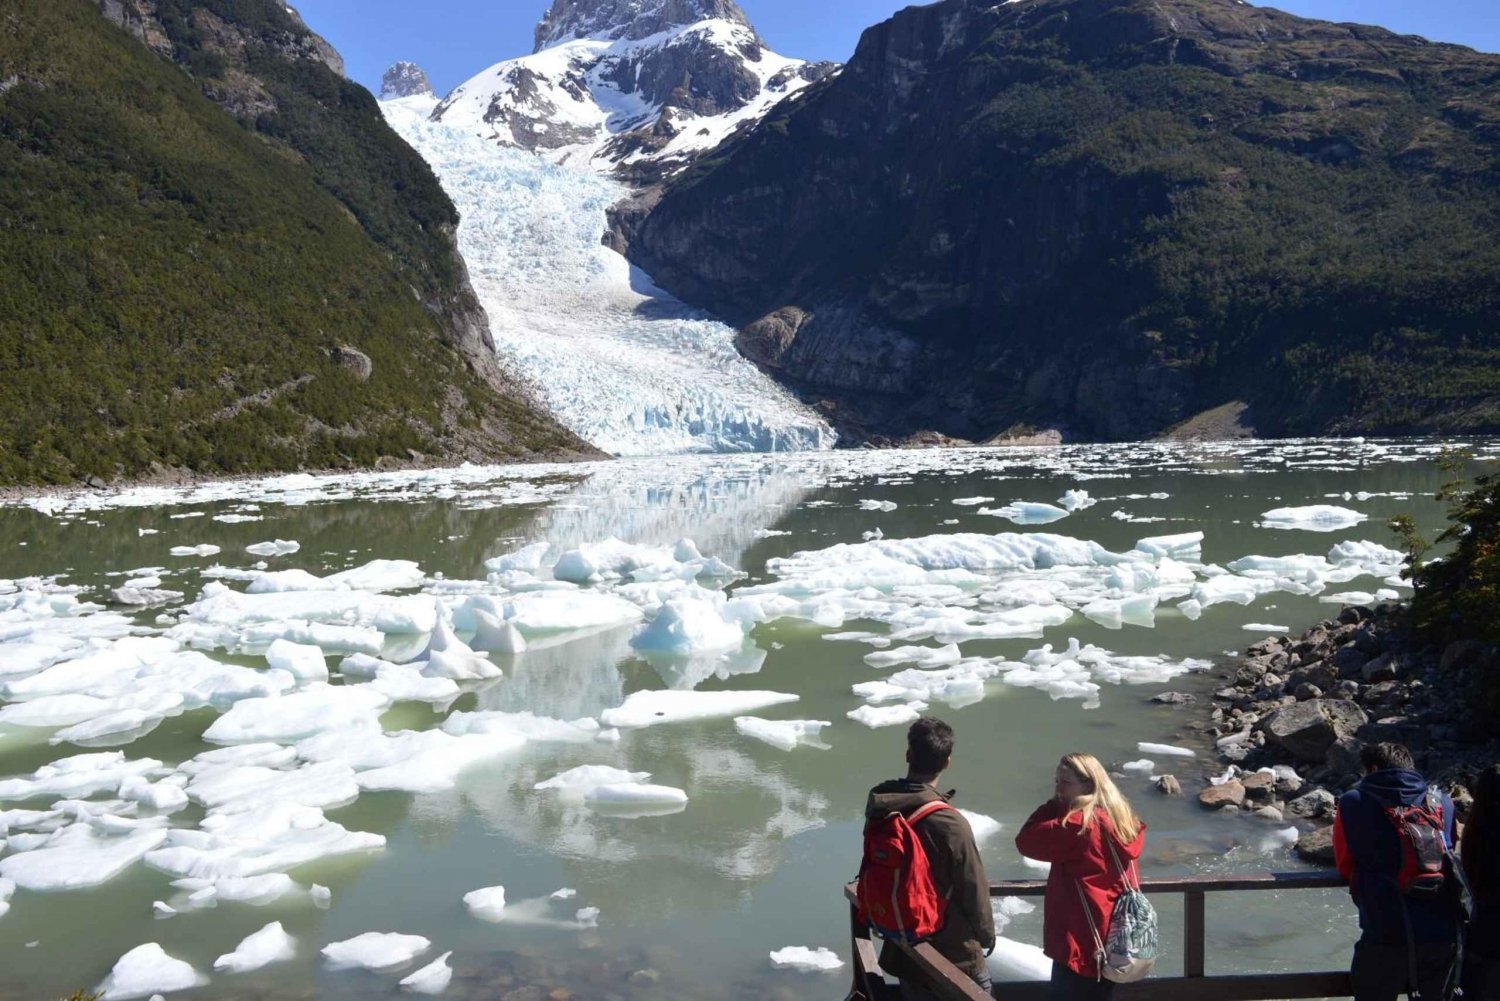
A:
1258,699,1369,762
1152,692,1197,705
1362,652,1398,683
1155,775,1182,796
1324,735,1365,783
1295,824,1337,863
1254,806,1285,822
380,61,435,100
1331,645,1371,678
1241,771,1276,802
1294,683,1323,701
1287,788,1337,818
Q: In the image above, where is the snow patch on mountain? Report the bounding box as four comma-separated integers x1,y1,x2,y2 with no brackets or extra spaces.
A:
382,98,834,455
431,4,833,179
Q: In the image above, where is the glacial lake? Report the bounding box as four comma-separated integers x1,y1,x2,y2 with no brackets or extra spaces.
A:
0,438,1492,1001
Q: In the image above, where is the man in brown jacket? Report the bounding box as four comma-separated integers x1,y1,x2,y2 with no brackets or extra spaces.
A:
864,716,996,999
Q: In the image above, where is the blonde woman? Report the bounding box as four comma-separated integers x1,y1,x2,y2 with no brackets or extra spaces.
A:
1015,753,1147,1000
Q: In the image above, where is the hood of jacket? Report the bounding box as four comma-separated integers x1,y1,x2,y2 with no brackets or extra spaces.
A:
1357,768,1431,809
865,778,951,820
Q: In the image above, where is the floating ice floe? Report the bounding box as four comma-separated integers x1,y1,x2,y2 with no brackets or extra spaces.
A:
214,921,296,973
733,717,830,751
168,545,220,558
401,951,454,994
0,877,12,918
598,689,798,729
535,765,651,796
145,803,384,880
630,591,746,657
202,684,391,744
264,639,328,683
1242,623,1289,633
322,932,430,970
769,946,844,972
297,727,526,794
859,500,898,512
846,703,928,729
1260,505,1367,532
1137,742,1195,758
1058,490,1096,511
976,502,1070,525
463,885,507,921
863,644,962,669
97,943,207,999
583,782,689,816
0,824,169,890
245,540,300,557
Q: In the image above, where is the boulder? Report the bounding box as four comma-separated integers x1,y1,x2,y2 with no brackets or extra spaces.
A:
1323,736,1365,785
1258,699,1369,762
1287,788,1337,819
1331,646,1370,678
1198,780,1246,810
331,345,374,381
1240,771,1276,803
1155,775,1182,796
1152,692,1196,706
1362,652,1398,683
1294,825,1337,864
1253,806,1285,822
1294,683,1323,701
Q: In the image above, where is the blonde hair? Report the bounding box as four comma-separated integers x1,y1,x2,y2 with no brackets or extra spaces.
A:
1061,753,1142,844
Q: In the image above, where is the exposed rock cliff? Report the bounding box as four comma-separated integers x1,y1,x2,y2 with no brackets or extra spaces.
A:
620,0,1500,442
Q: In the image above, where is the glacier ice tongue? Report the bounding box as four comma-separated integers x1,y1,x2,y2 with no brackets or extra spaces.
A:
380,101,834,456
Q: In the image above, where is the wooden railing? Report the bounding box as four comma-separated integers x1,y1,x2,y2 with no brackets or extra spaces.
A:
846,871,1353,1000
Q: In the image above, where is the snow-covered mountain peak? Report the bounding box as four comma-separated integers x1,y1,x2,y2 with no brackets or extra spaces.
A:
380,61,434,100
433,1,837,183
534,0,756,52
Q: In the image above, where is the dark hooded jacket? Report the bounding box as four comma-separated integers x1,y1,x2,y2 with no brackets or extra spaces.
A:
864,779,996,984
1334,768,1461,945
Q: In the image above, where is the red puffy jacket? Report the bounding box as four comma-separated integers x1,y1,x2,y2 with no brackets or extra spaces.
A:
1015,800,1147,979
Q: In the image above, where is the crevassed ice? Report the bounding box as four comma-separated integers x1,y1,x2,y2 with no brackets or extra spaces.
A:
381,99,834,456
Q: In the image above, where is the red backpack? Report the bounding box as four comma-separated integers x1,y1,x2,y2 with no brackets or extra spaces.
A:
1384,791,1448,898
856,800,953,942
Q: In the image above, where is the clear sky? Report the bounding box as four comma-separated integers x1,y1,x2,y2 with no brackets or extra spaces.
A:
291,0,1500,98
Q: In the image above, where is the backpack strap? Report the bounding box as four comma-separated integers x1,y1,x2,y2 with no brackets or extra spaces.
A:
906,800,954,826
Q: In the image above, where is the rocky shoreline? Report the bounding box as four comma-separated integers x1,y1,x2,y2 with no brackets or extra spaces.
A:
1161,603,1499,863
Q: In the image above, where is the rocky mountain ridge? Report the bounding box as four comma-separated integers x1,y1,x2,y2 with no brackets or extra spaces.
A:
380,60,434,100
618,0,1500,443
432,0,836,183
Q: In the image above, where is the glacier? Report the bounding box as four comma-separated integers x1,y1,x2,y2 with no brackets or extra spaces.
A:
382,96,834,456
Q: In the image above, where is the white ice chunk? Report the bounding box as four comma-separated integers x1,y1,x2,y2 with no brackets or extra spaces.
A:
401,951,453,994
97,943,206,999
169,545,220,558
733,717,830,751
1058,490,1096,511
463,885,507,922
630,594,745,656
846,703,927,729
599,690,798,729
214,921,296,973
977,502,1069,525
245,540,300,557
201,684,390,744
0,823,160,895
859,500,898,512
264,639,329,683
986,937,1051,981
1136,742,1195,758
958,809,1002,844
321,931,430,970
420,616,502,681
1135,532,1203,559
469,609,526,653
583,782,688,808
769,946,844,972
1260,505,1367,531
863,644,962,669
1243,623,1289,633
534,765,651,797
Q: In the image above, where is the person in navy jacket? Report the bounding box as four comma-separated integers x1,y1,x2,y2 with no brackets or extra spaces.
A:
1461,764,1500,1000
1333,742,1462,1001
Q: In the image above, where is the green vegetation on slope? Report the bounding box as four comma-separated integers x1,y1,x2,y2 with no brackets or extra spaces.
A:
0,0,584,485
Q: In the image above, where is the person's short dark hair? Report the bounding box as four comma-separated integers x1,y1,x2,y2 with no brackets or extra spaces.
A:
907,716,955,775
1361,742,1415,773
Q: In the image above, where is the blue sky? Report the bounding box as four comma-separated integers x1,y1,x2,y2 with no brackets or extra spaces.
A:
291,0,1500,97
